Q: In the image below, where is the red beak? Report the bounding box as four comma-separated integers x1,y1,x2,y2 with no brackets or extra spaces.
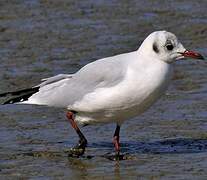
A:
181,50,204,60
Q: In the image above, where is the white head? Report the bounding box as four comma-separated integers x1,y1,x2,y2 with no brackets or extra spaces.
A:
138,31,204,63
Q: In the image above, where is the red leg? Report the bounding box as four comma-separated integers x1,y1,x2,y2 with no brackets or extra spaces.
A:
113,124,120,155
66,111,87,157
104,124,125,161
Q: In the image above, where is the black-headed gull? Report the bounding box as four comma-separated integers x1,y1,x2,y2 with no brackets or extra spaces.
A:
0,31,204,160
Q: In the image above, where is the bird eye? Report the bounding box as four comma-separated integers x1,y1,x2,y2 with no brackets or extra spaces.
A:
166,44,174,51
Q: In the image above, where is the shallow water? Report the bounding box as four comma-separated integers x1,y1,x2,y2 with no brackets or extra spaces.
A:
0,0,207,179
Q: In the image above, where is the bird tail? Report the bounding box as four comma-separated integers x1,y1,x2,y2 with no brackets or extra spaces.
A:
0,87,39,104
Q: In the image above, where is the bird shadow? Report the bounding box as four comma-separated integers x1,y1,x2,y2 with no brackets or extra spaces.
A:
90,138,207,155
16,138,207,162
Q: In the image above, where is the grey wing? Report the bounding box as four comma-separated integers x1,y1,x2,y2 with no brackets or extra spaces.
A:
28,56,127,107
38,74,73,87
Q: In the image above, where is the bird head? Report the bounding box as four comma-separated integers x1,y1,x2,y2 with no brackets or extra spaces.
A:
139,31,204,63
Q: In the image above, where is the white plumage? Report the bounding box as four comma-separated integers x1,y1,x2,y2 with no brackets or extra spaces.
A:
23,31,184,125
1,30,204,159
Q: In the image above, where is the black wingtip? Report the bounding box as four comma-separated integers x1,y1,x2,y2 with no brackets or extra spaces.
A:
1,87,40,105
0,87,39,97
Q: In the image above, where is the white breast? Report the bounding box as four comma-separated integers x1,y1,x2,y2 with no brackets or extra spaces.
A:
72,58,173,125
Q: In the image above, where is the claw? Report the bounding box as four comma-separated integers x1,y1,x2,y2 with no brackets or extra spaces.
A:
68,147,85,157
68,137,87,157
103,152,126,161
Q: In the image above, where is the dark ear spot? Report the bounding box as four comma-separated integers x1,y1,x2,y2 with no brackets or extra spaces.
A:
153,42,159,53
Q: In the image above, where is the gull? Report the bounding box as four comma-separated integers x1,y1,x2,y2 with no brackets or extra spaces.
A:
0,31,204,160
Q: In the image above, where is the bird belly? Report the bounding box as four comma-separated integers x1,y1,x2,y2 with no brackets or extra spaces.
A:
71,63,173,125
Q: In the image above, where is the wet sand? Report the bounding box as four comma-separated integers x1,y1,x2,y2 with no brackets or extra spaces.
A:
0,0,207,179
